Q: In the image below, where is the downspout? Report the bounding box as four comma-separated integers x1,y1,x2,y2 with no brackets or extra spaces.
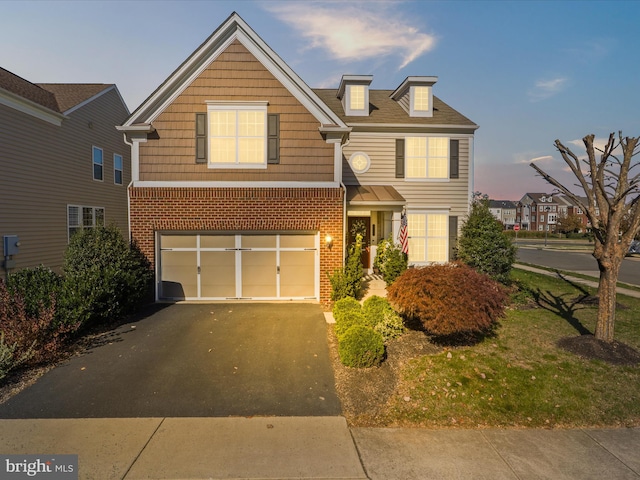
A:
122,133,134,242
340,137,351,265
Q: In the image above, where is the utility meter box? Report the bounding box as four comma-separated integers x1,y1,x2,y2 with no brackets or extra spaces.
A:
3,235,20,256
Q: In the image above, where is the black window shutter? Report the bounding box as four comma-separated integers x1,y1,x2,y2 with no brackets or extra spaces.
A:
395,138,405,178
449,215,458,261
267,114,280,164
450,139,459,179
195,113,207,164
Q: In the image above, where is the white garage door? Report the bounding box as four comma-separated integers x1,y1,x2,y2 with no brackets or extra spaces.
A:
158,233,318,300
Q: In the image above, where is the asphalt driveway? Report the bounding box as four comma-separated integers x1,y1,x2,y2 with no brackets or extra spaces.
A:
0,303,342,418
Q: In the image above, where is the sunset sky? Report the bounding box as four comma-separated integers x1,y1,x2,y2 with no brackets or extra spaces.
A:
2,0,638,200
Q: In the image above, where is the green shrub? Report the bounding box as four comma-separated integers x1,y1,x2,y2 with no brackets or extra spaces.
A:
7,266,62,322
457,197,516,284
335,310,367,339
373,236,407,285
374,308,405,342
338,324,385,368
62,225,153,327
362,295,389,327
332,297,361,321
330,234,364,301
387,262,507,339
0,333,18,381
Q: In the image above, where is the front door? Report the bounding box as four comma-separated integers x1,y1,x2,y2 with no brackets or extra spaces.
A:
348,217,371,269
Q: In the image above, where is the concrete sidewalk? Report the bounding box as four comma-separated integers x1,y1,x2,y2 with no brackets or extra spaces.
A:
1,416,639,479
514,263,640,299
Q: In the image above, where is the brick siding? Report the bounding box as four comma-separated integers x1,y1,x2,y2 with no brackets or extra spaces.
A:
130,186,344,305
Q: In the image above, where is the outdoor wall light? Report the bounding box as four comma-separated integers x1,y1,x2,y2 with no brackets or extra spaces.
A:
325,234,333,249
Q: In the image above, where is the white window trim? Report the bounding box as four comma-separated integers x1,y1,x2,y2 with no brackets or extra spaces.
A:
410,85,433,117
406,210,450,265
92,146,104,182
345,84,369,116
67,205,105,242
348,151,371,174
206,101,268,169
405,136,450,181
114,153,123,185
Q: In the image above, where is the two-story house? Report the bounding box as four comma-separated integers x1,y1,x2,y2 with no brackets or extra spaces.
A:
516,193,558,232
489,200,517,229
118,13,477,305
0,67,130,275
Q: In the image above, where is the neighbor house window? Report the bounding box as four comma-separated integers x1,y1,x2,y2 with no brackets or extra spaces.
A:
92,146,103,181
207,103,267,168
68,205,104,241
114,154,123,185
407,212,448,263
406,137,448,179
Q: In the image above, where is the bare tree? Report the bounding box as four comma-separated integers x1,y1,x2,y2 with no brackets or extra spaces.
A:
531,132,640,343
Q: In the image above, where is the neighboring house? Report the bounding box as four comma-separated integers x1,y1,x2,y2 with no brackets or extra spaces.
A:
489,200,517,229
516,193,558,231
0,67,130,274
118,13,477,304
556,195,592,232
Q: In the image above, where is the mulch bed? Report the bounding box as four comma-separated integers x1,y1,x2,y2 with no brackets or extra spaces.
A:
557,335,640,366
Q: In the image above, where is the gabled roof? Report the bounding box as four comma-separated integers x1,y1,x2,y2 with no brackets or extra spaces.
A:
489,200,517,209
36,83,114,113
0,66,121,121
519,193,556,204
122,12,347,131
314,88,477,129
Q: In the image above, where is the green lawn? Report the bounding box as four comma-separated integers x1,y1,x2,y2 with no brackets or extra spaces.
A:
381,269,640,428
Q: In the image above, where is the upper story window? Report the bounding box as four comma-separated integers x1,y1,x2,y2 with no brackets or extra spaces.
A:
92,146,103,181
348,152,371,174
207,103,268,168
338,75,372,117
406,137,448,179
114,154,123,185
410,86,432,117
349,85,365,111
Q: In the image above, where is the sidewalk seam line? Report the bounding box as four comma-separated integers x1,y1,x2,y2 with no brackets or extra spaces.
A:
580,429,640,478
479,431,522,480
121,417,166,480
347,429,372,480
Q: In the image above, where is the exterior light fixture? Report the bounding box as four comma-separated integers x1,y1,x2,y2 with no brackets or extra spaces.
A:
325,234,333,249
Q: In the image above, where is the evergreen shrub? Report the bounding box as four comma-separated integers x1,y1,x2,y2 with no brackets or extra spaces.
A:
338,324,385,368
62,225,153,327
373,236,407,285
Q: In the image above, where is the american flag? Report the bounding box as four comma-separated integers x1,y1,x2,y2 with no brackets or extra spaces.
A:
398,213,408,254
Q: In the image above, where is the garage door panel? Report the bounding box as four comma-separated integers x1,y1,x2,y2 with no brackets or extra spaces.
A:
201,251,236,298
160,251,197,298
161,235,197,249
280,235,315,249
280,251,315,297
242,235,276,248
242,251,277,297
200,235,235,249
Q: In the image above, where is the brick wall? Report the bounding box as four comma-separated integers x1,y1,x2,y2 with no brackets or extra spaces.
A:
129,186,344,305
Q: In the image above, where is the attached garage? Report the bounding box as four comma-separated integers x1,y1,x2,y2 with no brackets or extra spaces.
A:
158,233,319,301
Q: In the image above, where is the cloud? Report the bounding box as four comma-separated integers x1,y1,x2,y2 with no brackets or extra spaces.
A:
263,1,436,69
529,155,554,164
528,76,568,102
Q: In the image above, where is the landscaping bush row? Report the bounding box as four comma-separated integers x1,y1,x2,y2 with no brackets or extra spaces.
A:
334,296,405,368
0,225,153,381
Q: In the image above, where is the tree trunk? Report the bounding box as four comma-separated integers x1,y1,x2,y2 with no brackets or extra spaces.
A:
595,260,621,343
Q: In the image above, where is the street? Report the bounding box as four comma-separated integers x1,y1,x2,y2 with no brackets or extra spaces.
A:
515,243,640,287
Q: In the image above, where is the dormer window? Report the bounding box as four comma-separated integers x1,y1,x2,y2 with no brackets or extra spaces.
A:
338,75,373,117
391,76,437,118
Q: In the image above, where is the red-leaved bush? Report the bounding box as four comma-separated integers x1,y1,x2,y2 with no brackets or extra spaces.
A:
387,262,507,337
